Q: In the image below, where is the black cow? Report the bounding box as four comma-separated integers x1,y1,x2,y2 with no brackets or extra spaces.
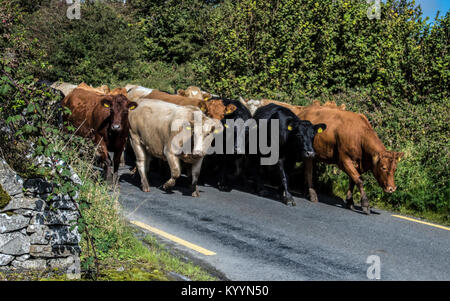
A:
203,96,253,191
252,103,326,206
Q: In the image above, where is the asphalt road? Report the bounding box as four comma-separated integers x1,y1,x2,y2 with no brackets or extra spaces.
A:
118,167,450,281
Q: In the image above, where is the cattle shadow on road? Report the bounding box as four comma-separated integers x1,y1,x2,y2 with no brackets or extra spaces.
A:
119,163,208,197
119,163,380,215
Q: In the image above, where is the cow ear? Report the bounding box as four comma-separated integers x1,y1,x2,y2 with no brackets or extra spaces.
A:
225,104,237,115
372,154,380,165
177,89,185,96
199,102,207,113
128,102,138,111
314,123,326,134
101,98,112,108
203,92,212,101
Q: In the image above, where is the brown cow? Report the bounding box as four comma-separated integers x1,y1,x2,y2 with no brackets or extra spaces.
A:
128,99,223,196
62,88,138,184
297,104,404,214
177,86,212,101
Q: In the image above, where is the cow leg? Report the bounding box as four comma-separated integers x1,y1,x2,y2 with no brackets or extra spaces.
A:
304,158,318,203
120,152,125,167
112,150,124,186
163,152,181,191
95,135,112,183
190,158,203,197
357,182,370,215
130,138,151,192
217,156,230,191
346,179,356,210
341,159,370,215
278,158,295,206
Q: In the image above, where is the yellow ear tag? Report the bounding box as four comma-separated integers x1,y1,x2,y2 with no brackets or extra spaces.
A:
129,106,136,110
186,126,192,130
318,128,323,133
201,107,206,112
224,124,229,128
103,103,110,108
397,157,401,162
288,125,293,131
214,129,220,134
204,97,209,101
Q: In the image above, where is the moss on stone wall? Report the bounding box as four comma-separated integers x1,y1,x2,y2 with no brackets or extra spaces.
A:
0,183,11,209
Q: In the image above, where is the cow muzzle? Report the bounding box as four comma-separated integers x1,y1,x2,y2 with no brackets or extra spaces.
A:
303,151,316,158
384,186,397,193
111,124,121,131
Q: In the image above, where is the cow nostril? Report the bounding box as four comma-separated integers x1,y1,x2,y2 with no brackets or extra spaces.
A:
306,151,315,157
386,186,396,193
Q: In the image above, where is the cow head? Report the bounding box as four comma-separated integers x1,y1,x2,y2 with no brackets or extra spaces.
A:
371,151,404,193
291,120,326,158
101,94,138,132
195,116,224,156
178,86,212,101
205,99,237,120
174,112,223,160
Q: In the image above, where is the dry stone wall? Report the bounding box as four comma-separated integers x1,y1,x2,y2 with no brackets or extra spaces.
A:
0,158,81,276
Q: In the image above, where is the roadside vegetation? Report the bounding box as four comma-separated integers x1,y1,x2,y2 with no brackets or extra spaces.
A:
0,0,448,279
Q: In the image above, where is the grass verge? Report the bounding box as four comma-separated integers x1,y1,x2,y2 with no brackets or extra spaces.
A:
73,158,217,281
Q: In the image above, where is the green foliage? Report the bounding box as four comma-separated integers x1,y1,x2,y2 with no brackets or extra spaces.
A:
194,0,448,106
25,2,143,85
132,0,210,64
120,61,198,93
0,184,11,209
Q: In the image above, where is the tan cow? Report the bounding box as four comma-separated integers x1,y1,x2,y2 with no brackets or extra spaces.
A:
177,86,212,101
125,85,208,113
128,99,223,196
51,82,77,97
246,98,304,116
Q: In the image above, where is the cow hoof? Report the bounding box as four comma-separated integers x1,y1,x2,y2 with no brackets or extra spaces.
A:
192,191,200,197
362,206,371,215
345,199,355,210
129,167,137,175
308,188,318,203
163,179,176,191
218,182,230,192
142,186,150,193
284,195,296,206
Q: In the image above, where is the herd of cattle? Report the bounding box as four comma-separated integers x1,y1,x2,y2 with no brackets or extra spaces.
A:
41,81,404,215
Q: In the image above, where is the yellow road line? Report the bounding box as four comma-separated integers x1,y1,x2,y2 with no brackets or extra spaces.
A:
130,220,217,256
392,215,450,231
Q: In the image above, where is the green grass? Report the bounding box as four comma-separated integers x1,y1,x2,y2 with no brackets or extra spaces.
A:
141,234,217,281
71,156,216,281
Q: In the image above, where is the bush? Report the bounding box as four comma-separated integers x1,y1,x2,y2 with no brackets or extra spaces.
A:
25,2,143,85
